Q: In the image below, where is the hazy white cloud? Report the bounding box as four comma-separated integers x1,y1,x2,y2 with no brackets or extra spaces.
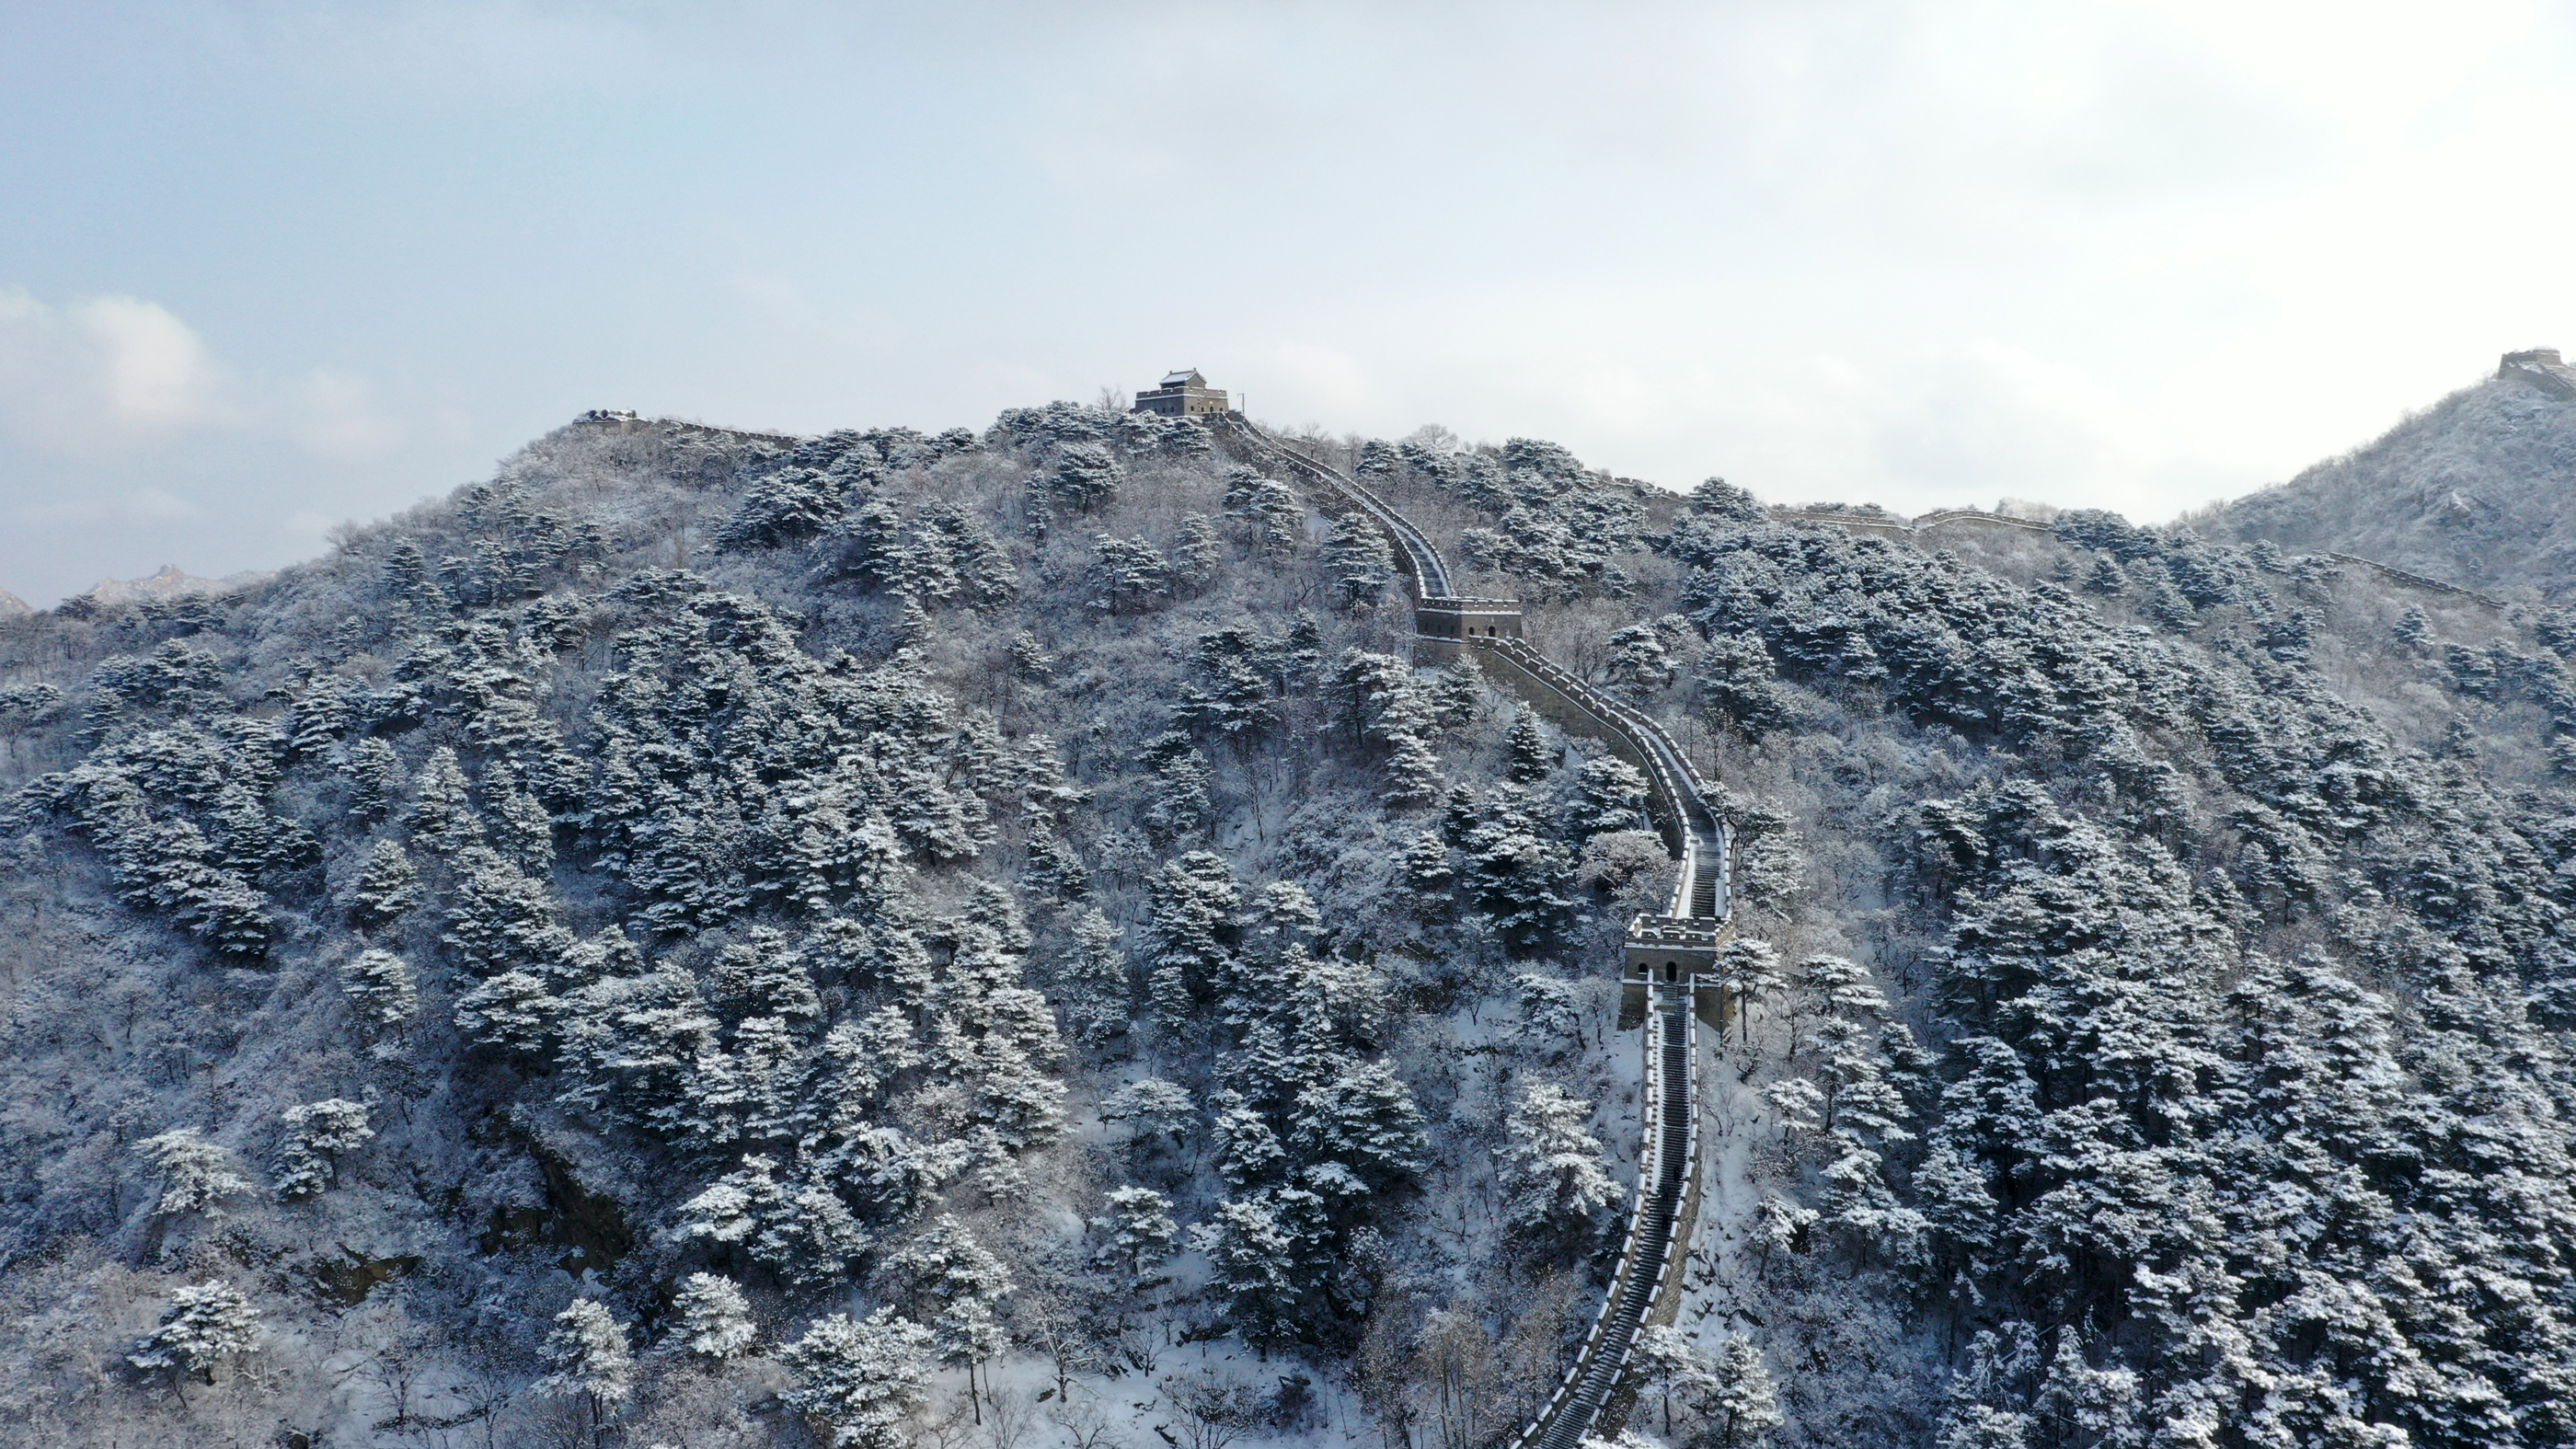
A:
0,289,406,464
0,291,229,450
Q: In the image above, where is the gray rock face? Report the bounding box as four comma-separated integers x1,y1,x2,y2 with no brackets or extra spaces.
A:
77,563,271,608
2214,373,2576,601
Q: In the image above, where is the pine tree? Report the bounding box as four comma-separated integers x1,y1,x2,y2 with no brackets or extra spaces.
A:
272,1098,373,1199
1506,707,1555,783
1224,468,1303,557
1101,1077,1197,1155
1090,1185,1182,1293
1022,821,1091,904
442,848,565,972
1323,514,1397,606
1633,1326,1721,1439
138,1129,255,1218
347,838,420,930
1006,630,1055,680
1718,937,1785,1046
1692,633,1792,736
1706,1333,1786,1446
1432,656,1486,728
1335,651,1443,806
1240,880,1323,970
710,928,823,1028
535,1299,634,1441
1195,1194,1303,1351
1143,852,1239,1035
1289,1058,1430,1196
1141,745,1216,845
672,1272,756,1360
492,780,554,875
937,508,1018,608
1400,830,1456,915
1501,1082,1619,1246
1512,972,1585,1057
1456,788,1577,950
1605,623,1673,692
891,1213,1014,1405
1573,754,1650,839
1049,443,1125,512
338,948,419,1032
1060,907,1130,1047
128,1281,264,1397
1171,512,1224,593
1089,535,1169,613
1212,1092,1288,1187
838,497,910,591
779,1308,936,1449
453,970,560,1056
382,537,447,622
406,745,481,851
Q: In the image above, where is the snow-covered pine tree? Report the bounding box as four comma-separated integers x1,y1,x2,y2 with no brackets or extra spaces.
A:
779,1307,935,1449
1090,1184,1181,1294
1172,512,1224,593
1334,651,1442,806
1323,514,1396,607
1142,851,1240,1036
1431,655,1486,728
1500,1082,1619,1249
338,948,419,1033
272,1098,373,1199
1571,754,1650,840
138,1129,255,1219
127,1281,264,1397
1059,907,1130,1048
670,1272,756,1360
347,837,420,930
452,970,559,1057
534,1298,635,1440
1089,535,1169,614
1505,707,1555,783
1223,466,1303,557
1048,442,1125,513
405,745,481,851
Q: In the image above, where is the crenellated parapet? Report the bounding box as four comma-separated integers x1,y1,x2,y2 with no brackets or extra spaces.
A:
1624,913,1735,1032
1412,596,1524,664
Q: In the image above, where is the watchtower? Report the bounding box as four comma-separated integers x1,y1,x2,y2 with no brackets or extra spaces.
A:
2501,349,2576,399
1134,369,1231,418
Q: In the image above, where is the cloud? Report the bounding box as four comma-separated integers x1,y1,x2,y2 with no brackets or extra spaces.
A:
0,290,228,452
0,289,403,462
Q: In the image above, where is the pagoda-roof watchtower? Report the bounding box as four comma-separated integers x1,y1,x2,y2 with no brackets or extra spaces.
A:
1134,369,1231,418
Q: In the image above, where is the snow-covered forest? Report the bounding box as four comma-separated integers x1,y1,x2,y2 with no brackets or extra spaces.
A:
2,382,2574,1449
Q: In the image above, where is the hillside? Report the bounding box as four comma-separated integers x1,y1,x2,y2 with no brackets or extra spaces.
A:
2211,360,2576,602
0,399,2572,1449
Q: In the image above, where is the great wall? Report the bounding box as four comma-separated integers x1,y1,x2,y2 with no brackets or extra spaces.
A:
558,394,2526,1444
1213,414,1731,1449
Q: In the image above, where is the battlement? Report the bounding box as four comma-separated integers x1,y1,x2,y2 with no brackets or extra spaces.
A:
1621,914,1733,1032
1415,595,1524,640
1134,368,1231,418
2501,348,2576,399
1624,914,1721,973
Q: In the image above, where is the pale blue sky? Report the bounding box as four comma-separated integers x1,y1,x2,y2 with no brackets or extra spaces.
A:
8,1,2576,604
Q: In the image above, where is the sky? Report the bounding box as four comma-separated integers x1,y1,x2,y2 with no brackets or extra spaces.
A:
7,1,2576,604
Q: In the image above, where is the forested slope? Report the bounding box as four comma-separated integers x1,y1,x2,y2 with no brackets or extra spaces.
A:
0,398,2572,1449
2212,372,2576,603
